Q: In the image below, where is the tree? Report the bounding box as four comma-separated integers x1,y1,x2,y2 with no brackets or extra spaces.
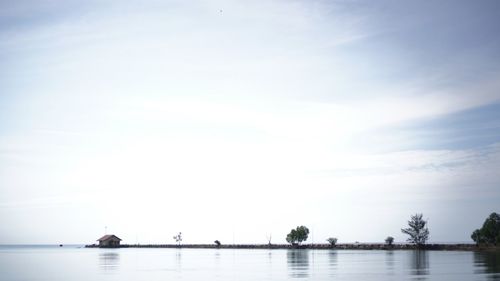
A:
173,232,182,246
401,213,429,246
286,226,309,245
471,229,484,244
266,234,272,246
326,237,338,247
385,236,394,246
471,212,500,245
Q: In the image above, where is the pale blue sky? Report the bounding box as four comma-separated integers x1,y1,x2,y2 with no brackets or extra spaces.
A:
1,0,500,244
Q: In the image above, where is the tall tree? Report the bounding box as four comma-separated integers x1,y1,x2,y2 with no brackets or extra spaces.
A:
401,213,429,246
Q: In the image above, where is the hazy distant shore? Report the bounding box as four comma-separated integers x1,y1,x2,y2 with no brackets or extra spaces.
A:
85,243,497,251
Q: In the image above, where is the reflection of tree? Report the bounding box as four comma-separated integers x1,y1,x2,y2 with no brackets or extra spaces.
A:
410,250,429,278
214,250,220,265
328,250,337,277
99,251,120,271
385,250,395,272
474,251,500,280
287,250,310,278
328,250,337,266
175,249,182,271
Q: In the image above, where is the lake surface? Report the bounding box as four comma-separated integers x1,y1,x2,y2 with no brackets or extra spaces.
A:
1,245,499,280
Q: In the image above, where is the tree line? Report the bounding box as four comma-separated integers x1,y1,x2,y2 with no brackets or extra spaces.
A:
284,212,499,248
171,212,499,247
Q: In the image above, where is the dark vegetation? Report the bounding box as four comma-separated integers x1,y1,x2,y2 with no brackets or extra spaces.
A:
327,237,338,247
471,213,500,246
385,236,394,246
401,213,429,246
286,226,309,246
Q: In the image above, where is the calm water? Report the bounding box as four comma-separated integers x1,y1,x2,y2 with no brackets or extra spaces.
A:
0,246,499,280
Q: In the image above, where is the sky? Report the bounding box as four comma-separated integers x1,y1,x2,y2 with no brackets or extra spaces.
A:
1,0,500,245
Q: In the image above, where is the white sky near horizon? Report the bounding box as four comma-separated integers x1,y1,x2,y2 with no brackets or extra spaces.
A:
1,0,500,245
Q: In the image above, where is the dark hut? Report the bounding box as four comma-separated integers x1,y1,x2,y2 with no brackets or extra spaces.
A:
97,234,122,247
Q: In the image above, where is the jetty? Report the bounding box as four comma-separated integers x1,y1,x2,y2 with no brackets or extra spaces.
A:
85,243,485,251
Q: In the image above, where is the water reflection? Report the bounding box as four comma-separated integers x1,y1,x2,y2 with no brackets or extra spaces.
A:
474,251,500,280
287,250,310,278
409,250,429,279
175,249,182,271
99,251,120,271
328,250,337,277
385,250,395,274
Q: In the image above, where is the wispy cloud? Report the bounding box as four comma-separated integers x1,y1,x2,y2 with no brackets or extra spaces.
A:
361,102,500,152
1,0,500,243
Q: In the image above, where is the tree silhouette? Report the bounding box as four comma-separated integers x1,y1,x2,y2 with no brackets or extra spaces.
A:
173,232,182,246
471,212,500,245
326,237,338,247
401,214,429,246
286,226,309,246
385,236,394,246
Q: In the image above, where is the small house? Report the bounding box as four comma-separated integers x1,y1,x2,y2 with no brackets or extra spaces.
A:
97,234,122,247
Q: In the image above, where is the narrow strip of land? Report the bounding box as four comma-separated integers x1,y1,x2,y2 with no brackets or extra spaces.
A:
85,243,491,251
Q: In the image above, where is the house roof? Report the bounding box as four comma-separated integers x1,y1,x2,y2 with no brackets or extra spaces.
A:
97,234,122,242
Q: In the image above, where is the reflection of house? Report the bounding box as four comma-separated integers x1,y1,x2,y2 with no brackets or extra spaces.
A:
97,235,122,247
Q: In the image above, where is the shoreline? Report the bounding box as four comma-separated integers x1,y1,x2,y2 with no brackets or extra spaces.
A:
85,243,497,251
